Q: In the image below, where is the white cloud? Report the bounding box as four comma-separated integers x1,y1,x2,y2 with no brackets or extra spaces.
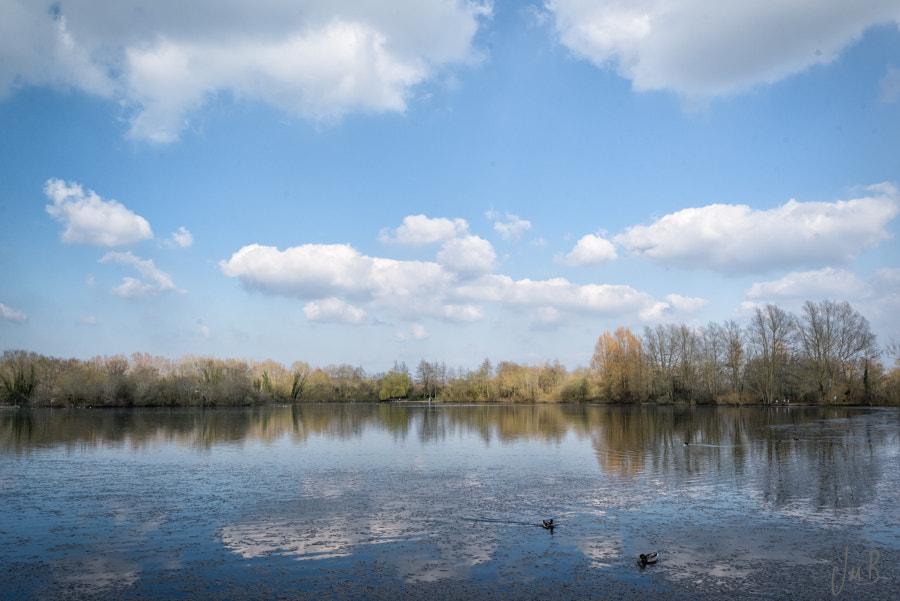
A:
878,65,900,103
220,243,451,302
165,226,194,249
529,306,564,329
303,298,369,324
44,178,153,247
458,274,656,317
489,212,532,241
379,214,468,245
109,278,156,298
630,293,708,323
746,267,870,299
441,304,484,322
221,239,695,328
124,21,430,142
665,293,709,313
1,1,490,142
740,268,900,347
614,183,900,273
199,324,212,339
99,251,184,297
395,323,430,342
436,235,496,276
637,301,671,322
78,316,97,325
410,323,429,340
734,300,765,320
743,267,900,337
1,303,28,323
0,6,116,99
547,0,900,97
563,233,617,266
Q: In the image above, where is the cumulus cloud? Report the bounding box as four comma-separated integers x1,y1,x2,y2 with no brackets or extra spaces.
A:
547,0,900,97
746,267,870,299
44,178,153,246
441,304,484,322
99,251,184,297
0,6,115,98
488,211,532,242
458,275,658,317
220,243,451,302
124,21,430,142
165,226,194,249
639,294,709,321
740,268,900,344
220,240,694,327
436,235,496,276
379,215,495,276
563,233,618,266
304,298,369,324
379,214,469,245
1,1,490,142
614,183,900,274
666,293,708,313
1,303,28,323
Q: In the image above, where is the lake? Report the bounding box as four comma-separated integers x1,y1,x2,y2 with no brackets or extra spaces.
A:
1,404,897,600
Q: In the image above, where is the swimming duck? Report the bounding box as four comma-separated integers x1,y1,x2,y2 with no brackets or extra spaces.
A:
542,519,554,530
638,552,658,565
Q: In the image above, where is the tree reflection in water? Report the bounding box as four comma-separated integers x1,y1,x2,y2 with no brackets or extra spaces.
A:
1,404,897,600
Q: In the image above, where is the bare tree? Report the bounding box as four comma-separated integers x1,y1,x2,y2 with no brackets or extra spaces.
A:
887,333,900,366
416,359,441,399
698,322,726,400
674,324,699,400
798,300,877,403
643,324,679,401
724,320,745,399
746,304,797,404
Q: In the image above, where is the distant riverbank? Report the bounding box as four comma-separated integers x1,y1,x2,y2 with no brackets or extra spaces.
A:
3,344,899,409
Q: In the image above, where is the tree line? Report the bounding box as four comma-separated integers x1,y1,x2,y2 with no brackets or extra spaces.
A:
0,350,585,407
1,300,898,407
591,300,899,405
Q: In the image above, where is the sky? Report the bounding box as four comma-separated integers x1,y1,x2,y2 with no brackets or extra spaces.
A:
1,0,899,373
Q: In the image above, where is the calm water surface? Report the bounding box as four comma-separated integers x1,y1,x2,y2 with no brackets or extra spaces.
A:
1,404,898,600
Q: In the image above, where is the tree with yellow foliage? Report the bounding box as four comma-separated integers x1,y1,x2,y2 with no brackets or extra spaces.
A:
590,327,643,402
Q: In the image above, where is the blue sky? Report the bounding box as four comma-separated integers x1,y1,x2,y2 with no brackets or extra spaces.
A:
1,0,899,372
